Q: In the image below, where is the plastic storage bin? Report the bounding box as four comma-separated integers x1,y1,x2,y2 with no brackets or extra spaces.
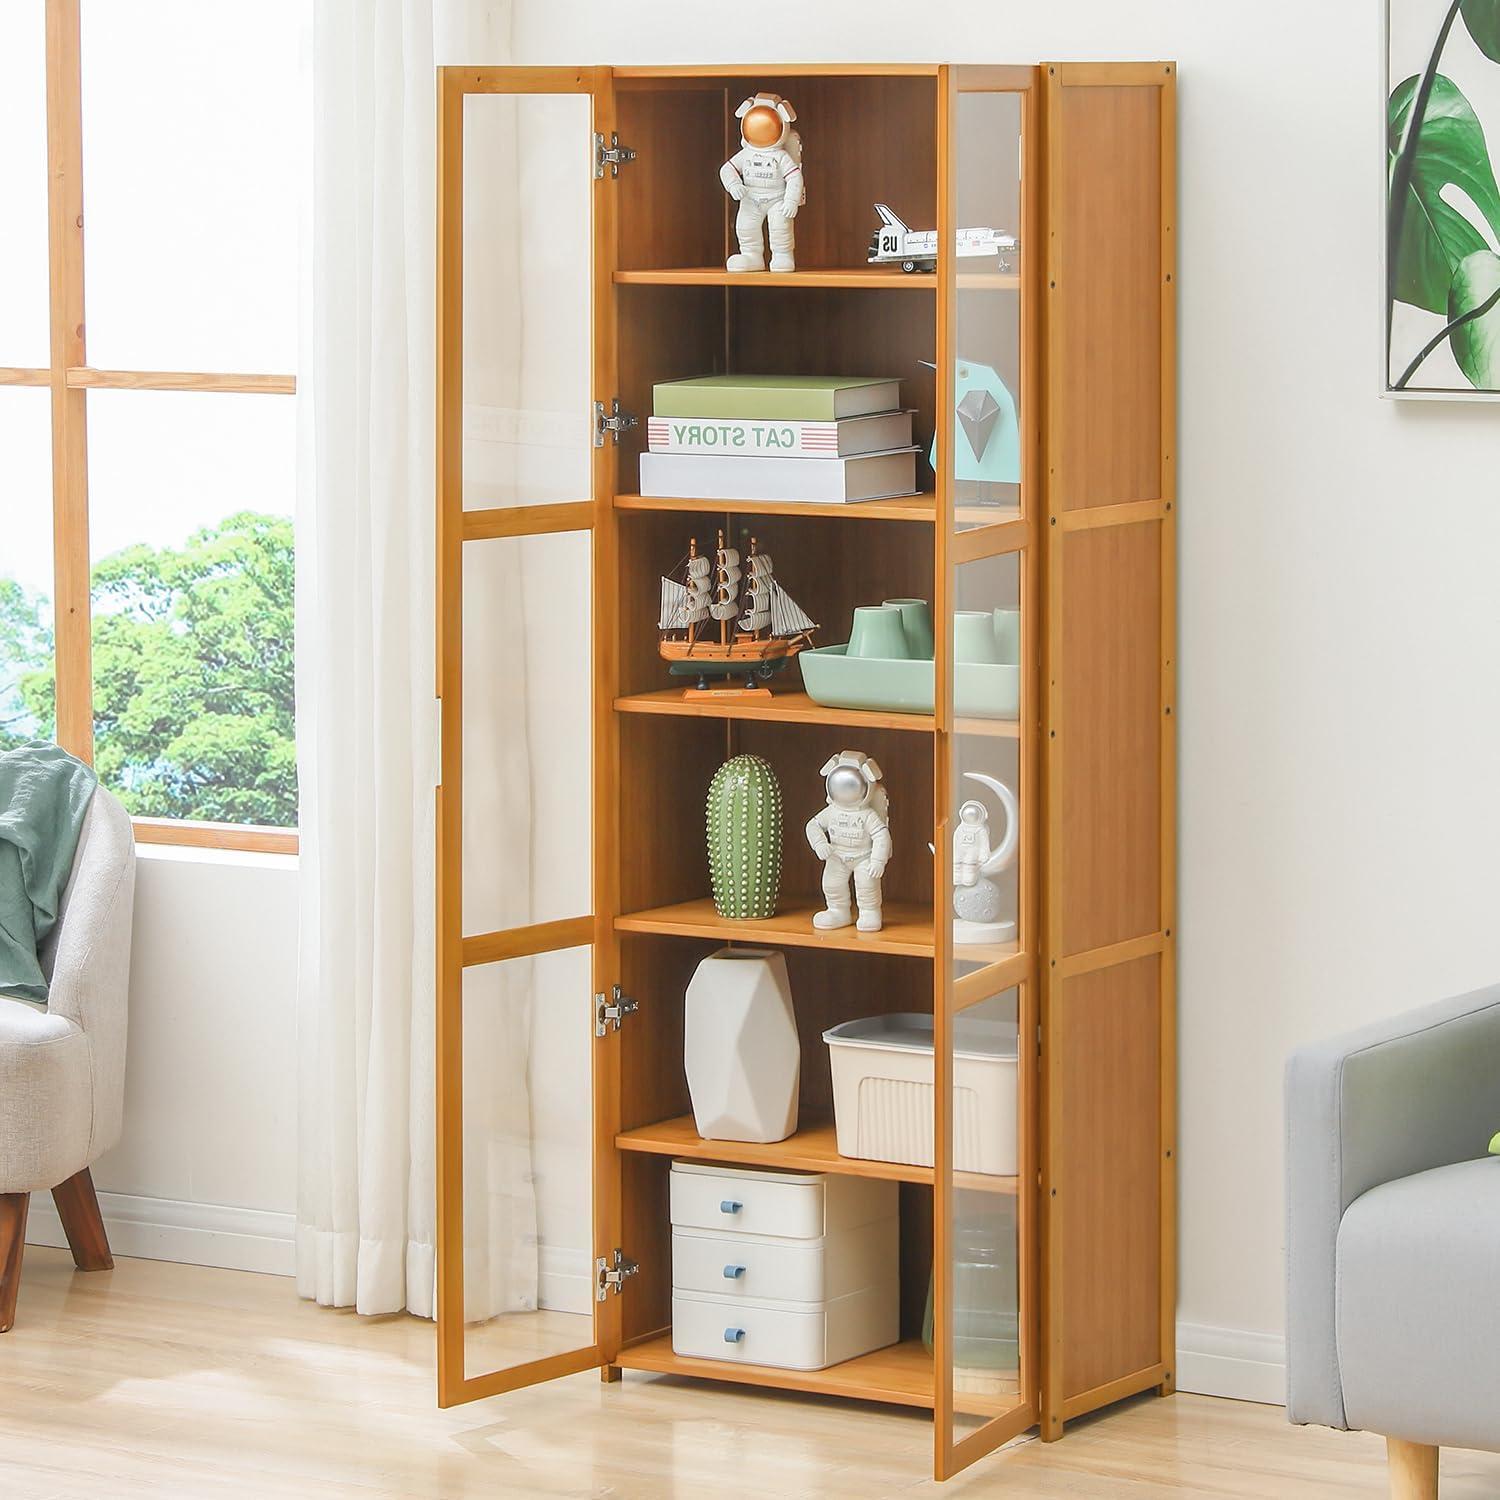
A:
822,1013,1018,1177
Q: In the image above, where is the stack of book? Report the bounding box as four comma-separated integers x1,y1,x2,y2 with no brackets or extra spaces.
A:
640,375,919,505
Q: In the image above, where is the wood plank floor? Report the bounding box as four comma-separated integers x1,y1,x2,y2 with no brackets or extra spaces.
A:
5,1246,1500,1498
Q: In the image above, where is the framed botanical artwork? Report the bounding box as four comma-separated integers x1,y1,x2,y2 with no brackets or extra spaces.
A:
1386,0,1500,397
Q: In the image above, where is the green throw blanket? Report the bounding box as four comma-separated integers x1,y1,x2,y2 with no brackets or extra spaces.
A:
0,742,98,1005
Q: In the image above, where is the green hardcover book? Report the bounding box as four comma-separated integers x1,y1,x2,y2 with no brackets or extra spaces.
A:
652,374,901,422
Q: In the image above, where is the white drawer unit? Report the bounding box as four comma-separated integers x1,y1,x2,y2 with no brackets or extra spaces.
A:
669,1161,900,1371
672,1284,900,1371
672,1215,898,1303
669,1160,896,1240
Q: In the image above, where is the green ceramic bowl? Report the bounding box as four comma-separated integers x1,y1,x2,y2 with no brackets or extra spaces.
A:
799,645,1019,719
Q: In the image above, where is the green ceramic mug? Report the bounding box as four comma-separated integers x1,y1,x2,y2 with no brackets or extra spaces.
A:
991,608,1021,664
881,598,934,661
847,605,911,661
953,610,1001,664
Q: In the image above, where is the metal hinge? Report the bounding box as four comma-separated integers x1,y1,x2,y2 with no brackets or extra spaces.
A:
596,1248,639,1300
593,398,638,448
595,984,638,1036
593,131,636,178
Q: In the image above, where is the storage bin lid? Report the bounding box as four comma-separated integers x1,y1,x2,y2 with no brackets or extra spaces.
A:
822,1012,1017,1062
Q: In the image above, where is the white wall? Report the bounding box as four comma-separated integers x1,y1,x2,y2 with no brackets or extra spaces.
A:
493,0,1500,1400
27,847,300,1275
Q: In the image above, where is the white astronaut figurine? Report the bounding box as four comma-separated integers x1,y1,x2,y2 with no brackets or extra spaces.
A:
950,773,1019,945
952,800,992,889
720,92,804,273
805,751,891,933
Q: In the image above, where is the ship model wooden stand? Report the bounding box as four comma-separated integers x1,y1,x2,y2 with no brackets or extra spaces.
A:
658,530,818,697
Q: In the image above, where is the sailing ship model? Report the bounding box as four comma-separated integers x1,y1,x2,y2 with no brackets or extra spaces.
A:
658,530,818,696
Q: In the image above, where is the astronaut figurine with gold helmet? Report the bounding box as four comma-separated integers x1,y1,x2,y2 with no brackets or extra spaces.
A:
720,92,804,273
805,751,891,933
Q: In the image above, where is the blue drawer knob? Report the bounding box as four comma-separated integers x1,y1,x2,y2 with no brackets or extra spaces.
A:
724,1327,746,1344
723,1264,746,1279
719,1199,742,1214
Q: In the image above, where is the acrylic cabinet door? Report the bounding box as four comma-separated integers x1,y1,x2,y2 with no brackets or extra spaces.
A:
931,64,1041,1479
434,64,622,1407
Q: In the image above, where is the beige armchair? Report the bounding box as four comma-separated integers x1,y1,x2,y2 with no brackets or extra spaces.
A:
0,786,135,1331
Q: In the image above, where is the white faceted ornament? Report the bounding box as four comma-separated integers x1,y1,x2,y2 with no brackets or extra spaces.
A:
684,947,800,1143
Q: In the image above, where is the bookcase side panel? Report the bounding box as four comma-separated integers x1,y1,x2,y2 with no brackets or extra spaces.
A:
1039,62,1176,1431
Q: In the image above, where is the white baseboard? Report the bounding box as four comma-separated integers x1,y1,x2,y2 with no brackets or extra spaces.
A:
26,1190,296,1277
1175,1321,1286,1406
539,1244,593,1316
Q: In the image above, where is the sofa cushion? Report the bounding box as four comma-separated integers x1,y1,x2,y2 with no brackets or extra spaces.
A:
0,995,92,1194
1337,1157,1500,1449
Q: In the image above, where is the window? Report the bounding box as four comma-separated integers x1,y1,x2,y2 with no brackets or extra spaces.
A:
0,0,301,853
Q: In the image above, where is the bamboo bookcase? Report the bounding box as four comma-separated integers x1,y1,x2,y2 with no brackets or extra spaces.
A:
434,61,1176,1483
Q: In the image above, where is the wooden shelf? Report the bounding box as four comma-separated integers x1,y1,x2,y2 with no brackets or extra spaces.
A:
615,266,935,291
615,898,1020,965
616,896,934,957
615,687,1021,739
615,492,939,524
615,1114,1019,1196
618,1333,938,1409
616,687,931,734
957,271,1022,291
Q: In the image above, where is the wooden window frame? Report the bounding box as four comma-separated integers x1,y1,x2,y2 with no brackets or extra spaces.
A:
0,0,298,857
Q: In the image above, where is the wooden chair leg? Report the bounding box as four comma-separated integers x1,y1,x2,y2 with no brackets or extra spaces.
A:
51,1168,113,1272
0,1193,29,1333
1387,1437,1439,1500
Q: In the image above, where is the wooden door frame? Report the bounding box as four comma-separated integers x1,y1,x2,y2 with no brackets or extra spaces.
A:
932,62,1043,1483
434,63,619,1409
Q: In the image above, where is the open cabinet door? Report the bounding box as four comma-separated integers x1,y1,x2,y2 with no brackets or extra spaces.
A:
932,63,1041,1480
435,64,620,1407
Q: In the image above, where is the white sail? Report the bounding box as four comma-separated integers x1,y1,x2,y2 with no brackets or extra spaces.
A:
740,575,772,632
661,575,710,629
717,547,740,568
746,553,774,578
659,576,688,630
769,579,817,637
687,556,712,579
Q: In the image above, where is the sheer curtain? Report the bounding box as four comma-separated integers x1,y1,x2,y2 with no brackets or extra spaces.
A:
294,0,522,1319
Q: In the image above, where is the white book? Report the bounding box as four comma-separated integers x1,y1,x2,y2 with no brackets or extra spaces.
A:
646,410,914,460
639,448,920,505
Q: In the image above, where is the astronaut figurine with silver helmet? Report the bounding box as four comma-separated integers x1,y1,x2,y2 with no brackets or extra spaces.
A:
805,751,891,933
719,92,804,273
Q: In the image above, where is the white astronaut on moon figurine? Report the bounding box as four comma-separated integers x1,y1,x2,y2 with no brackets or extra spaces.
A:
720,92,804,272
952,773,1019,945
806,751,891,933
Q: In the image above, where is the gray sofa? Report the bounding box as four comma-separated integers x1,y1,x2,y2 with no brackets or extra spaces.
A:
1286,985,1500,1498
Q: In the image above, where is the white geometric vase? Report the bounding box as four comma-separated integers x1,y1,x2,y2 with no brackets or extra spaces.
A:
684,947,800,1143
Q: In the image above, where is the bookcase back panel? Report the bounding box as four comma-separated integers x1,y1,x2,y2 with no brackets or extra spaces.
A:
616,73,935,274
734,720,935,911
616,509,935,700
616,285,724,490
730,288,939,494
616,85,727,271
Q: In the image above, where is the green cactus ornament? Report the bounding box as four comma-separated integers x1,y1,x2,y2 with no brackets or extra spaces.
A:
705,754,783,920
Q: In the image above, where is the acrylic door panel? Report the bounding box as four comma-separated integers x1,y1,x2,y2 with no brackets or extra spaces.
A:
932,64,1040,1480
435,64,620,1407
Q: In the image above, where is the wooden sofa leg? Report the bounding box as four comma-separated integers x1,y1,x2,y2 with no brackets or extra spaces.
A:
1387,1438,1439,1500
52,1168,113,1272
0,1193,29,1333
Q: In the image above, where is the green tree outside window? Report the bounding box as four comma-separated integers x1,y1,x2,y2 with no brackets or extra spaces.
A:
0,511,296,828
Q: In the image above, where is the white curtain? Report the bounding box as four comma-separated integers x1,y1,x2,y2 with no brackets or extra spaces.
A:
294,0,526,1319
